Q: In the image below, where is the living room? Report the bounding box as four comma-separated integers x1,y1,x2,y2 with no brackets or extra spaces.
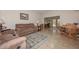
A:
0,10,79,49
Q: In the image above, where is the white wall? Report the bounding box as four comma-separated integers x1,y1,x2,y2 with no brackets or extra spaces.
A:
41,10,79,25
0,10,79,29
0,10,40,29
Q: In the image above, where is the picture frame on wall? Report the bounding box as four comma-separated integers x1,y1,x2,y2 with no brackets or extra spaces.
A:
20,13,29,20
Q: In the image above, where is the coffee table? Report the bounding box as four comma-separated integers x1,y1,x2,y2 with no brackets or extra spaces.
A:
26,32,48,49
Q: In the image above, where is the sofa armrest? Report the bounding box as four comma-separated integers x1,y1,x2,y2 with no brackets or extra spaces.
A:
0,36,26,49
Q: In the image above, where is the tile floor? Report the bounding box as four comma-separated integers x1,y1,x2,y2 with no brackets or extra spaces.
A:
38,29,79,49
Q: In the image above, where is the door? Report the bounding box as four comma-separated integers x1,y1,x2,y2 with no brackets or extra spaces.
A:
44,16,60,32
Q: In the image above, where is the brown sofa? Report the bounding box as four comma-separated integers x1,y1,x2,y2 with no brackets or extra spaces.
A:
16,23,38,37
0,33,26,49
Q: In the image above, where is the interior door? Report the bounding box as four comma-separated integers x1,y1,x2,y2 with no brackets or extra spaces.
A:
44,16,60,32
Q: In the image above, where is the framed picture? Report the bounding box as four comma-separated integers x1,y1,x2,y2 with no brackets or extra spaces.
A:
20,13,29,20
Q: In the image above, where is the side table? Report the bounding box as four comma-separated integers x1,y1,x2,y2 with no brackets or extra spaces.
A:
37,25,41,31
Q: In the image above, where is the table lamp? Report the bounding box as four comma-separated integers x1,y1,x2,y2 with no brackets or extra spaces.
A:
0,18,5,30
0,18,5,24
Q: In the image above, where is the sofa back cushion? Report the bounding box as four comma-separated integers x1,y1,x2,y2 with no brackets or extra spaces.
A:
16,23,35,29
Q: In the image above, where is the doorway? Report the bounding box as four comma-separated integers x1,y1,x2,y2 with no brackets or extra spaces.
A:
44,16,60,32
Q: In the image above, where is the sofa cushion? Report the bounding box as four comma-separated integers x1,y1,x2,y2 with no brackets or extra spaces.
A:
0,36,26,49
0,34,18,44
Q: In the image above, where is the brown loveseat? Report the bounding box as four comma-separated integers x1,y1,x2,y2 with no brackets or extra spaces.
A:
0,32,26,49
16,23,38,37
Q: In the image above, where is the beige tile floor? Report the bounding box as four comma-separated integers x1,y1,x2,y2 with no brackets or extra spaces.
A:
38,29,79,49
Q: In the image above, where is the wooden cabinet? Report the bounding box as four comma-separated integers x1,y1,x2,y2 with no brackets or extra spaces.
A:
59,24,77,39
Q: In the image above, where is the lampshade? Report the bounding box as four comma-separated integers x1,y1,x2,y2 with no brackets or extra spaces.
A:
0,18,5,24
36,20,39,24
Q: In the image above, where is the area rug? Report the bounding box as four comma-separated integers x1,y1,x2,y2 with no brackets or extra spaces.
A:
26,32,48,49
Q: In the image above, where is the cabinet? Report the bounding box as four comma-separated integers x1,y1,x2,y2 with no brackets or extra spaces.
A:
59,24,77,39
